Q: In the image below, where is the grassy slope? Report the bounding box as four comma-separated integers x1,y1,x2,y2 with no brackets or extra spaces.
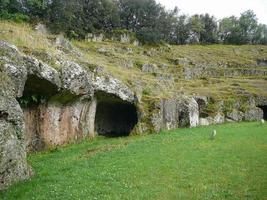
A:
1,21,267,103
0,122,266,200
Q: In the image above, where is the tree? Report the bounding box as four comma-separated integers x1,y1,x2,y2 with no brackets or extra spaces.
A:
199,14,218,44
117,0,168,43
218,16,242,44
187,15,204,44
173,15,189,44
82,0,120,33
25,0,50,19
0,0,24,13
253,24,267,44
46,0,82,37
239,10,258,44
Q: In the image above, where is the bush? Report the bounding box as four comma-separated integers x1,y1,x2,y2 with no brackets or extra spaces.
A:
137,27,163,45
0,11,30,23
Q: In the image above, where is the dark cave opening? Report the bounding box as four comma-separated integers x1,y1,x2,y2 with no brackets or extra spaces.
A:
95,94,138,137
18,75,58,108
258,105,267,120
196,98,209,118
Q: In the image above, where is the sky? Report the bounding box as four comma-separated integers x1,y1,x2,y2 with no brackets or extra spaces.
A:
156,0,267,24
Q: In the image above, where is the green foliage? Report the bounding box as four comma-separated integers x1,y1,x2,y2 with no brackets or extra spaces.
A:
0,122,267,199
18,94,47,108
142,88,152,96
0,1,266,45
222,98,236,114
25,0,49,19
0,10,29,22
218,10,267,45
137,27,163,44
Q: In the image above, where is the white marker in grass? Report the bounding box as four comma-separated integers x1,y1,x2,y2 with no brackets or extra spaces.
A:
210,130,217,140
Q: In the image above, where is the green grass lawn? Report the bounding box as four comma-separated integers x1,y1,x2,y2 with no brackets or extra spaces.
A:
1,122,267,200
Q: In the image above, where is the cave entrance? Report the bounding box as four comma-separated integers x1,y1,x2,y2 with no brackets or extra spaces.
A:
95,93,138,137
18,75,59,151
195,98,208,118
19,75,58,108
258,106,267,120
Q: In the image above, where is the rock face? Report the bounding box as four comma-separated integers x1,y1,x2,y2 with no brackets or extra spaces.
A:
0,41,139,189
23,100,96,151
177,97,199,128
0,42,28,97
93,72,136,103
244,107,263,121
0,93,32,190
60,61,93,96
0,42,32,189
149,97,199,132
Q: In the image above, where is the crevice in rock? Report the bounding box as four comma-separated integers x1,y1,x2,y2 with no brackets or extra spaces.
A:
0,111,8,120
257,105,267,120
95,92,138,137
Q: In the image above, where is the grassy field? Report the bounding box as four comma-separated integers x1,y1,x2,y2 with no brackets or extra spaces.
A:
0,122,266,200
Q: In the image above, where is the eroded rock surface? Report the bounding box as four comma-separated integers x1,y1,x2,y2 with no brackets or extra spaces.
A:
149,97,199,132
0,75,32,190
93,72,136,103
60,61,93,96
23,100,96,151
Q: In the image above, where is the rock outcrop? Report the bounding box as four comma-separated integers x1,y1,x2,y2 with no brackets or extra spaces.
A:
149,97,199,132
0,42,32,189
0,41,138,189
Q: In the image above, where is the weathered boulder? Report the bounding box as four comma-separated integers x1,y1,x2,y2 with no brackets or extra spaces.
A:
60,61,93,96
0,41,27,97
24,56,61,89
177,97,199,128
93,72,136,103
141,63,159,74
89,33,104,42
226,110,244,122
257,58,267,67
188,98,200,127
162,99,179,130
149,97,199,132
120,33,131,43
55,35,74,51
119,59,134,69
244,107,263,121
199,113,224,126
176,57,191,66
199,118,211,126
214,113,225,124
